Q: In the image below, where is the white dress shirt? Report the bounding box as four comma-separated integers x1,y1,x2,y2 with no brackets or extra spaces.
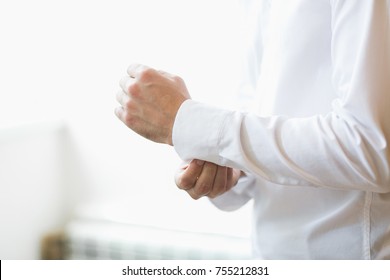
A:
172,0,390,259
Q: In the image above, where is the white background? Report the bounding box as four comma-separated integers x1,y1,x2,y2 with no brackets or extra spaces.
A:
0,0,251,259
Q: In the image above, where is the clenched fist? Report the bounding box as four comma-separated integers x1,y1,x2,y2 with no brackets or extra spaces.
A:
115,64,190,145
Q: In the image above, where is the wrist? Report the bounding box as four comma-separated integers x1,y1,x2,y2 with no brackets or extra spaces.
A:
170,98,192,146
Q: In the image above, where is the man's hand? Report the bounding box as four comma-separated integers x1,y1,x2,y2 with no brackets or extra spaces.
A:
175,160,242,200
115,64,190,145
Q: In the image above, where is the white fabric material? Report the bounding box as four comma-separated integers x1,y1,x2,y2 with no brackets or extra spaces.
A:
173,0,390,259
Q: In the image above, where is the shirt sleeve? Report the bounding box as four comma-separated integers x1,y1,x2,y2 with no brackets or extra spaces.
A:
208,173,256,211
172,0,390,193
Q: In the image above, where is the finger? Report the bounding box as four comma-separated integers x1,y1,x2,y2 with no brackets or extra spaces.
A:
127,64,149,79
119,76,135,94
116,90,129,106
188,162,217,199
231,169,242,189
207,165,228,198
226,168,234,191
114,106,125,121
175,160,205,190
174,162,189,189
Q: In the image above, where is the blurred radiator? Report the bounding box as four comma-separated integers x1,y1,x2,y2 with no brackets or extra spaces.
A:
56,219,251,260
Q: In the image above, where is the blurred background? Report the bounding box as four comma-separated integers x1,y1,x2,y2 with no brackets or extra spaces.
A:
0,0,252,259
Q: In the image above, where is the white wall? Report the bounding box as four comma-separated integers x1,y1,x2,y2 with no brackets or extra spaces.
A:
0,0,251,259
0,122,66,259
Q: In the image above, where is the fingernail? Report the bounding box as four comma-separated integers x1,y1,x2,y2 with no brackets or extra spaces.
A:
196,160,204,166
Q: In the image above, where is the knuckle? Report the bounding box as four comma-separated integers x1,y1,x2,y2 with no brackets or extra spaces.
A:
173,75,184,84
128,83,140,97
179,177,193,190
188,191,201,200
124,113,136,127
124,99,136,111
128,83,140,95
207,192,218,199
139,68,156,82
194,183,211,196
207,185,225,199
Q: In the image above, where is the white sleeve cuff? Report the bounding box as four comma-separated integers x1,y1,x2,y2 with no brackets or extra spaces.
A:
172,99,232,163
209,173,256,212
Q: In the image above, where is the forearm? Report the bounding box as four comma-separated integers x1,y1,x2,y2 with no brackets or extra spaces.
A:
173,100,389,192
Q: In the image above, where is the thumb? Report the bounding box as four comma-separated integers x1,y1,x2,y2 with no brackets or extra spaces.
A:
174,160,204,190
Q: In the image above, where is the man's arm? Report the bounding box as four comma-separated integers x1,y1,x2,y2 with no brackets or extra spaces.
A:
171,0,390,192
